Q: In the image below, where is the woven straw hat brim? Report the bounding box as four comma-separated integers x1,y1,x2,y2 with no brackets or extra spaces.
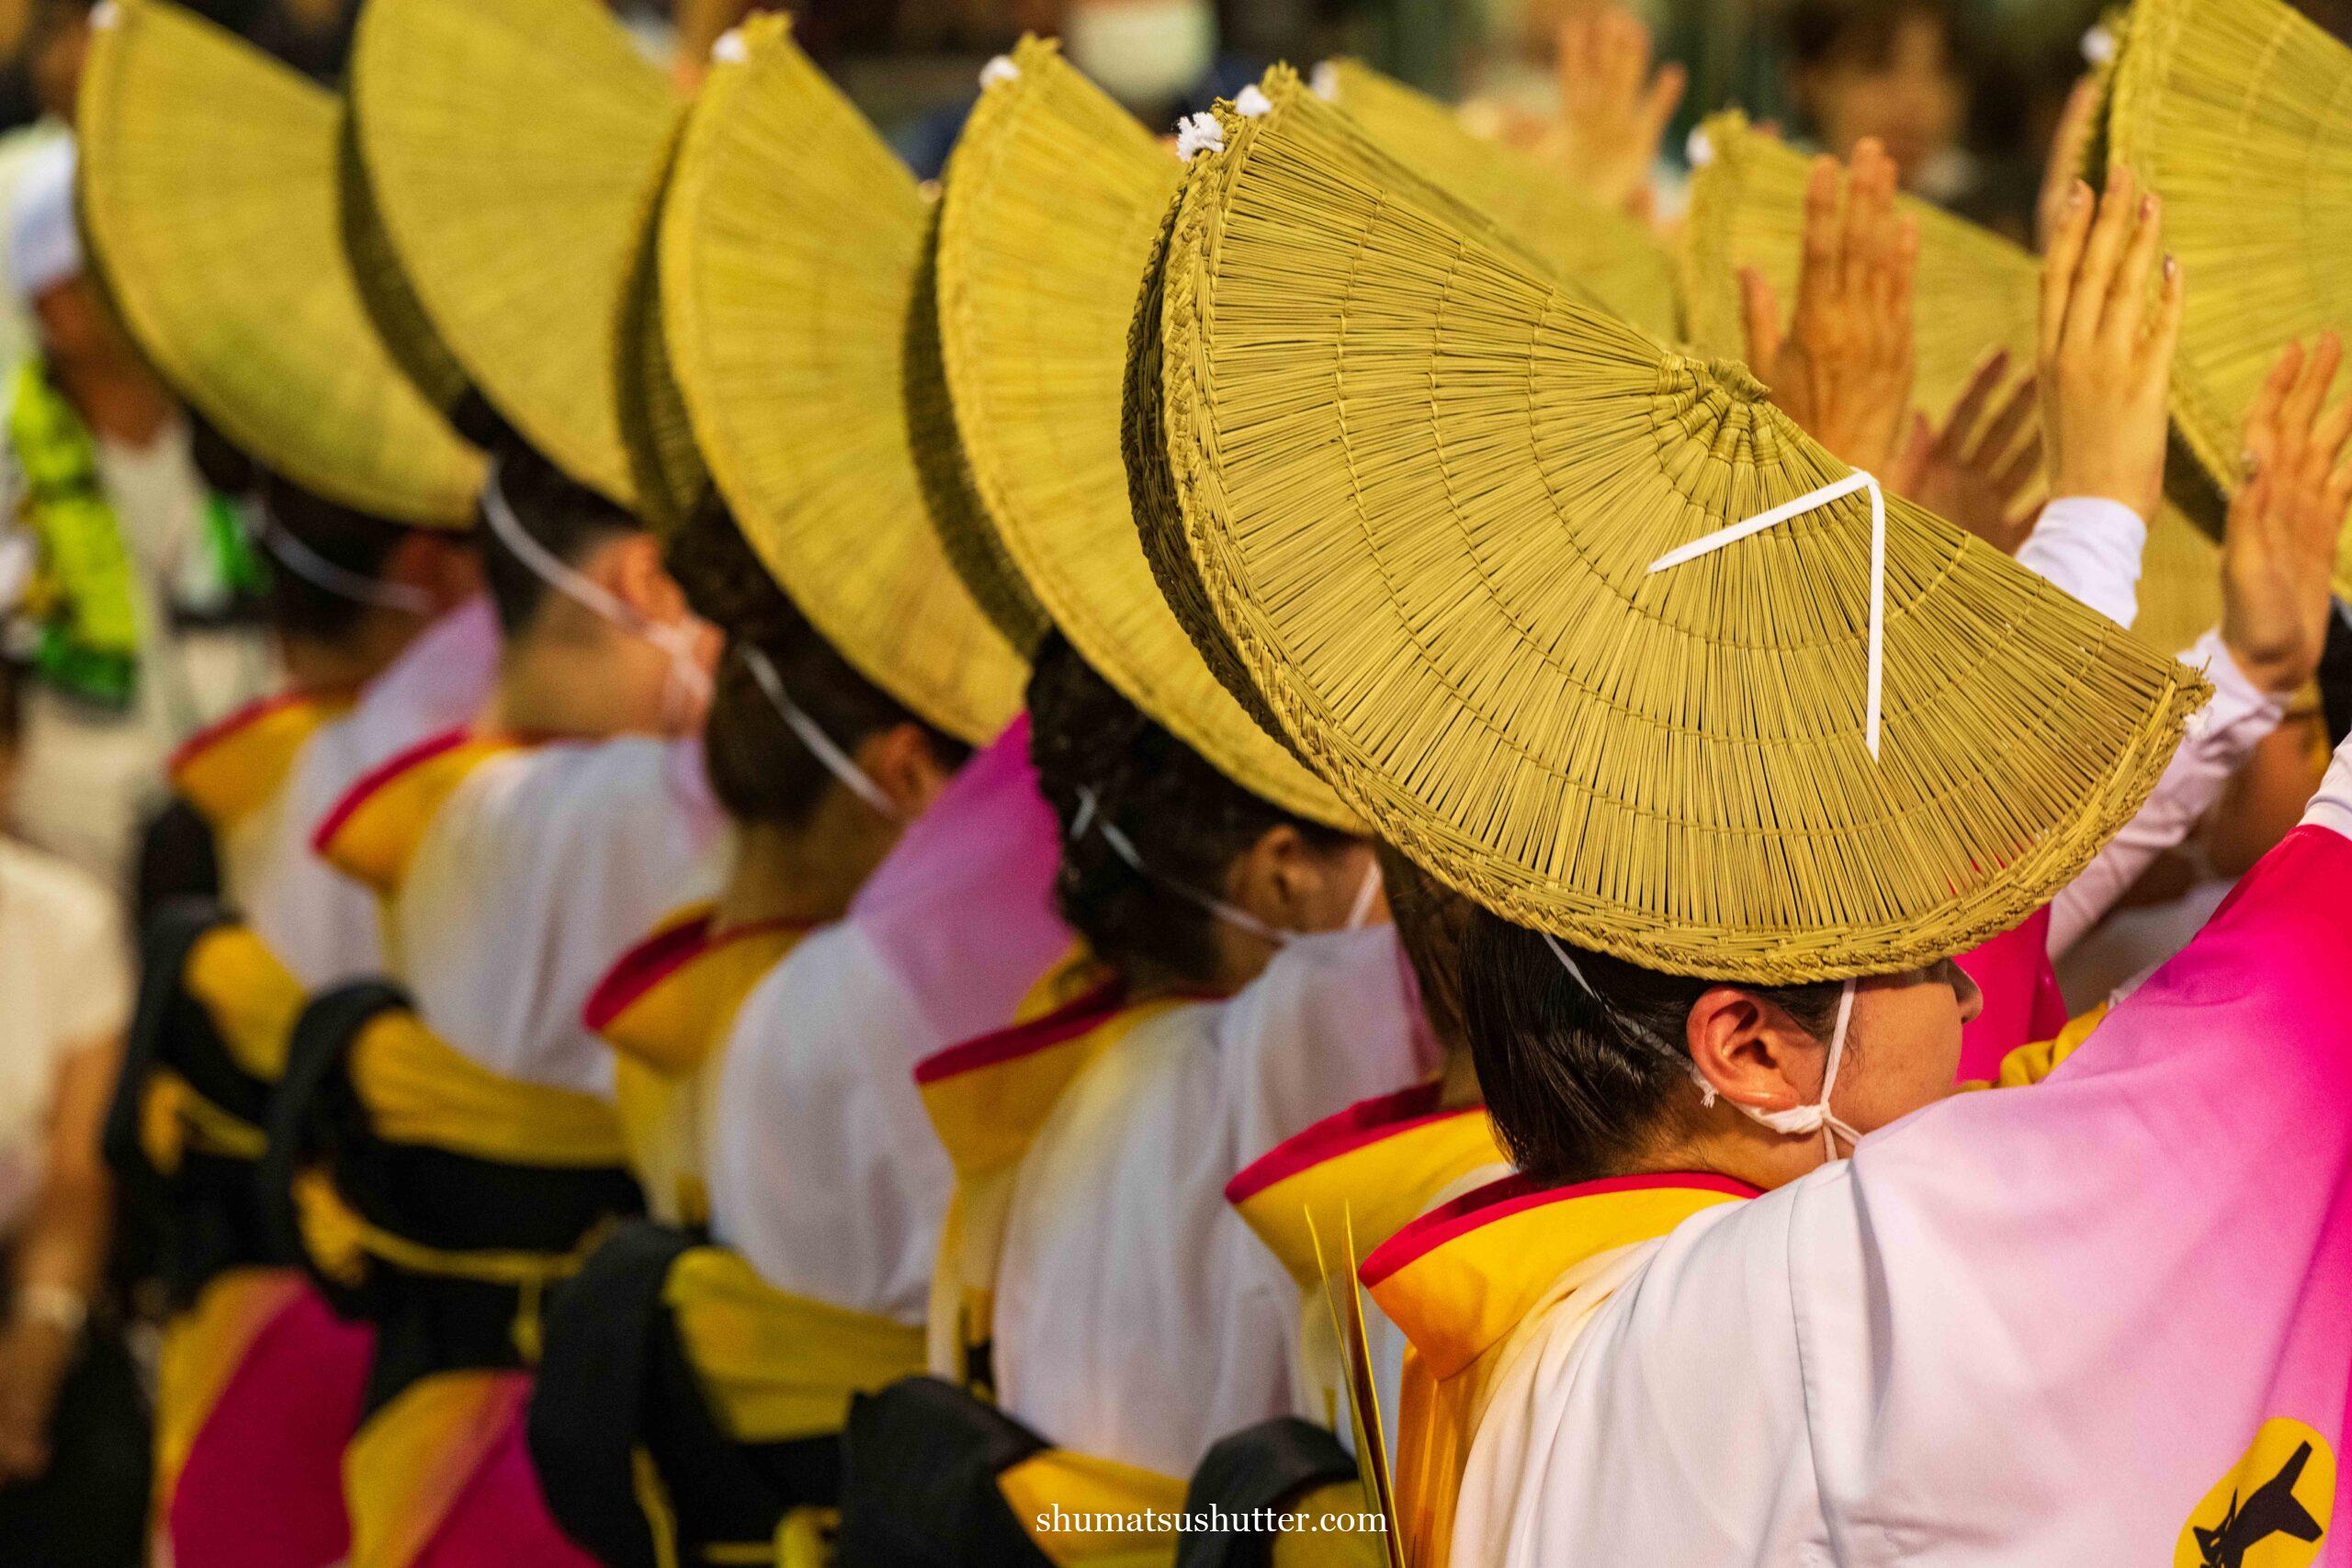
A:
662,15,1025,748
1318,58,1682,342
907,204,1056,656
2110,0,2352,597
1680,110,2223,636
1150,84,2209,983
939,38,1349,828
614,133,709,537
338,116,471,421
351,0,682,510
76,0,481,526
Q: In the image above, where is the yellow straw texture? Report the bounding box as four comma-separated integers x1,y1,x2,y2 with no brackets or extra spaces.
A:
1318,58,1682,341
940,38,1349,827
338,117,471,421
614,135,708,537
661,15,1026,748
76,0,481,525
350,0,682,509
2110,0,2352,595
1147,81,2209,982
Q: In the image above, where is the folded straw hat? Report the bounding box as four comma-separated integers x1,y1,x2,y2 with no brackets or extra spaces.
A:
1681,110,2223,652
1139,78,2208,982
350,0,684,510
76,0,481,525
662,16,1025,747
2110,0,2352,596
937,37,1349,826
614,147,708,536
906,202,1054,655
1311,57,1682,342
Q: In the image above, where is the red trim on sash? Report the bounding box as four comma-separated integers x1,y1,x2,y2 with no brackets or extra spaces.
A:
912,976,1130,1086
1360,1170,1761,1289
1225,1081,1460,1204
311,727,471,854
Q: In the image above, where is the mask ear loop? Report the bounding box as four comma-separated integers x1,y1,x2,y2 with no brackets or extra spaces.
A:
1343,859,1384,930
1542,932,1864,1161
479,462,713,714
735,642,901,820
1070,786,1294,947
257,502,435,616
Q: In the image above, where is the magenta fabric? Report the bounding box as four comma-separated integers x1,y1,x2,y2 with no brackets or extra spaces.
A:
1952,905,2068,1080
408,1393,599,1568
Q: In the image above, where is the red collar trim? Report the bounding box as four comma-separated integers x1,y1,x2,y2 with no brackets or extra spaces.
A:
1225,1080,1463,1205
912,976,1131,1087
1360,1170,1761,1290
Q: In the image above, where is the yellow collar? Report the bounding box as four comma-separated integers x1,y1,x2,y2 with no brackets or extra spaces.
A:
311,728,526,897
170,690,350,831
1363,1172,1757,1382
1228,1082,1505,1292
583,903,808,1077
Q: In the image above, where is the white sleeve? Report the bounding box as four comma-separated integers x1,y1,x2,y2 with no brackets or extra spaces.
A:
2013,496,2148,628
2301,728,2352,839
2046,631,2286,955
47,865,132,1053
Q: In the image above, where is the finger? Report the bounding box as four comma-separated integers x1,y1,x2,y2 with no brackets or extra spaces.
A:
1940,347,2012,451
1995,427,2047,502
2139,251,2188,401
1797,156,1842,319
1894,411,1935,491
1641,62,1688,148
1841,141,1896,299
2064,168,2138,355
1555,17,1587,107
1978,367,2040,463
2039,76,2103,247
2312,384,2352,479
2098,189,2165,353
1741,265,1785,371
2288,333,2345,454
2040,179,2094,364
2241,342,2302,473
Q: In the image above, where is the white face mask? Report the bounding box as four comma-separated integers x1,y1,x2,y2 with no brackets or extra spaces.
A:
1061,0,1216,111
1542,934,1865,1163
1069,786,1381,950
479,464,712,728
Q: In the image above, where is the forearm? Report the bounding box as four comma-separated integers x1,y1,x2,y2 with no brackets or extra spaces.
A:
10,1167,111,1305
2048,632,2286,954
2014,496,2147,628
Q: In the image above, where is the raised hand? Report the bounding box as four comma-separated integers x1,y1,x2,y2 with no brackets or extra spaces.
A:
1548,4,1686,217
2219,336,2352,694
1892,347,2044,553
2038,170,2184,522
1743,141,1919,477
2035,75,2104,254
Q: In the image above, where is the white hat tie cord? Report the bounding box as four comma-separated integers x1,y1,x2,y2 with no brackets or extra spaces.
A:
736,641,900,820
1071,786,1296,946
1647,469,1887,761
257,503,435,616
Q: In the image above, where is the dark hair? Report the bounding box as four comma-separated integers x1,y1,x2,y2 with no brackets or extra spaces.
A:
1024,631,1352,989
0,656,19,750
1376,842,1476,1053
1787,0,1963,73
479,442,640,637
666,494,968,829
1457,908,1845,1187
256,473,425,645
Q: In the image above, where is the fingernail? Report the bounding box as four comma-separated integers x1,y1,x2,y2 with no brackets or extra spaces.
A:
2141,193,2157,220
2165,254,2178,279
2069,182,2088,209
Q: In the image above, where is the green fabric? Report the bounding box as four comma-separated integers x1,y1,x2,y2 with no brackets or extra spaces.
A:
7,358,140,709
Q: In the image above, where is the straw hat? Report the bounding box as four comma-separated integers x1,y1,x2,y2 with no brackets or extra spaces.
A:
937,38,1349,826
1682,111,2225,652
1312,58,1681,342
338,118,471,423
349,0,684,510
1140,79,2208,982
614,151,708,536
662,16,1025,748
2110,0,2352,596
75,0,481,525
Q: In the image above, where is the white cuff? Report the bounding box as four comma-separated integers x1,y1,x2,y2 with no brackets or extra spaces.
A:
2015,496,2147,629
2180,629,2290,749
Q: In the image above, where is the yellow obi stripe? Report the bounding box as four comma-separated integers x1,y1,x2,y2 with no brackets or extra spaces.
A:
312,728,525,897
663,1247,927,1446
345,1368,529,1568
153,1268,311,1513
999,1450,1188,1568
141,1066,268,1174
170,691,347,832
348,1009,627,1168
1989,1002,2109,1089
1362,1173,1756,1568
183,922,308,1082
588,904,809,1225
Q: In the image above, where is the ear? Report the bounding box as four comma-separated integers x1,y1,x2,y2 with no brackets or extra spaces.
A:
1686,987,1820,1114
383,531,482,616
855,721,956,819
593,532,692,628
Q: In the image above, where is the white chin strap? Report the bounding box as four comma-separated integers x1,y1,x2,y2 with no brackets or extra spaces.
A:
1542,932,1864,1162
479,464,713,718
735,642,900,821
257,504,435,617
1069,787,1381,949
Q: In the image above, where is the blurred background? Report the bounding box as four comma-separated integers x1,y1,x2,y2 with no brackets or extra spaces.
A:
6,0,2351,243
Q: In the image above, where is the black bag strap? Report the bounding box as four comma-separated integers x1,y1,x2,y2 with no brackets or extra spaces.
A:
258,980,408,1318
1176,1418,1363,1568
833,1376,1056,1568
